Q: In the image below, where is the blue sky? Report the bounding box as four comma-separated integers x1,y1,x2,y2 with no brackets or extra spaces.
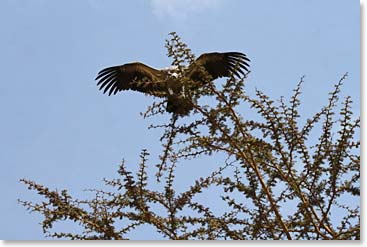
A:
0,0,359,240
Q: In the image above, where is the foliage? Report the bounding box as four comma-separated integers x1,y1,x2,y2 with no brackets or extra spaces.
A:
19,32,360,240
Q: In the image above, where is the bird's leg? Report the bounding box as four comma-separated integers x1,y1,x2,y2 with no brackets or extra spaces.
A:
168,87,174,96
181,85,186,98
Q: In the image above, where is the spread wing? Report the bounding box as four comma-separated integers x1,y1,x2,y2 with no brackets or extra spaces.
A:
95,62,167,96
187,52,250,81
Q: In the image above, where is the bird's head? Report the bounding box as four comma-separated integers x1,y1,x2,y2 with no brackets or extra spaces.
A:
161,65,180,78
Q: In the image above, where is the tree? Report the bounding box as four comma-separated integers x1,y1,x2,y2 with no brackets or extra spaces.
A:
19,32,360,240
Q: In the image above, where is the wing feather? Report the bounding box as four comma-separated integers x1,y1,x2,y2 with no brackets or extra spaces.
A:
96,71,118,85
98,73,116,88
187,52,250,81
95,62,167,96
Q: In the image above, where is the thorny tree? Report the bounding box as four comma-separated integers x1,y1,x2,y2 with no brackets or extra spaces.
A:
20,33,360,240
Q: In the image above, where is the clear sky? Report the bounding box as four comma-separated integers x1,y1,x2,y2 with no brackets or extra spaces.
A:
0,0,360,240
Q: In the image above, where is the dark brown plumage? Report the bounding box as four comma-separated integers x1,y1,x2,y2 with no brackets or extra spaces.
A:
95,52,250,115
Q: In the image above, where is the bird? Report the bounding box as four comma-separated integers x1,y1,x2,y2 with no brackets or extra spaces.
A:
95,52,250,115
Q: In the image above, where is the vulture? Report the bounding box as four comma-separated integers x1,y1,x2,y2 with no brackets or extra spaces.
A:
95,52,250,115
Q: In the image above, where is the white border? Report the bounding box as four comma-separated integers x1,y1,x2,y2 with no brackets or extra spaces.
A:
1,1,364,246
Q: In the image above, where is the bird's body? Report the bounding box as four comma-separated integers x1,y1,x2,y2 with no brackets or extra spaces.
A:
95,52,250,115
